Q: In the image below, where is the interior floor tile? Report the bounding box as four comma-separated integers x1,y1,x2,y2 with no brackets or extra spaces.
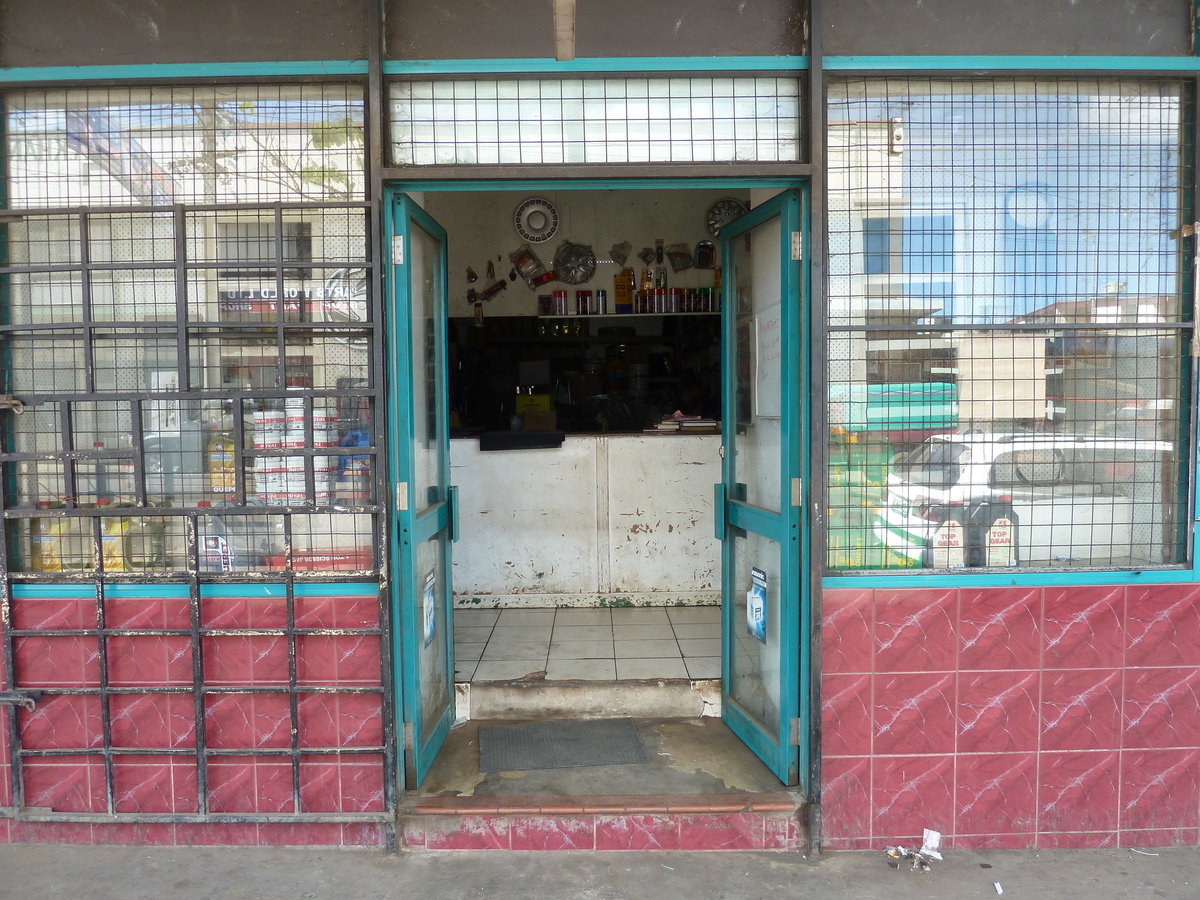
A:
548,639,616,659
666,607,721,624
611,608,671,625
472,659,547,681
551,624,614,642
545,658,618,680
614,638,683,659
684,656,722,678
616,657,690,679
553,609,613,626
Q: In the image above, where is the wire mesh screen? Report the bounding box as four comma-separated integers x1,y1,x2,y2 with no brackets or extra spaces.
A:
825,78,1190,571
389,75,802,165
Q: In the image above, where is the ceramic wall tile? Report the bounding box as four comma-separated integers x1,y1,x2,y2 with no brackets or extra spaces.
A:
874,589,957,673
822,673,873,757
822,589,873,674
1040,668,1122,752
1037,750,1120,834
1125,585,1200,669
1042,586,1125,670
957,670,1039,754
958,587,1041,670
873,672,956,756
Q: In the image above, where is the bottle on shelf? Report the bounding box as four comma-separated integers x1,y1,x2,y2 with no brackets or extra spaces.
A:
207,425,237,494
97,498,128,572
124,506,168,570
197,500,239,572
30,500,73,571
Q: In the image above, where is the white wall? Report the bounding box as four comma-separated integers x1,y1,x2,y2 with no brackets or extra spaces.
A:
449,434,722,606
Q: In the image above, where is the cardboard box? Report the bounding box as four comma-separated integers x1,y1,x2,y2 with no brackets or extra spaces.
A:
522,410,558,431
515,393,553,413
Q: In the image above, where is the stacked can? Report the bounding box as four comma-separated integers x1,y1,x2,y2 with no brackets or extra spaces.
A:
313,410,338,505
252,405,340,506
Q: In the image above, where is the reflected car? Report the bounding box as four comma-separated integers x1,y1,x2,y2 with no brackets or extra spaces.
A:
874,431,1173,568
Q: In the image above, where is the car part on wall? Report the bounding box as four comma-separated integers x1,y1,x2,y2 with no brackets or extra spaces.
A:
514,197,560,243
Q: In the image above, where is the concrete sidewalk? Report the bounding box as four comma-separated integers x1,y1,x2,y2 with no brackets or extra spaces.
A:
0,844,1197,900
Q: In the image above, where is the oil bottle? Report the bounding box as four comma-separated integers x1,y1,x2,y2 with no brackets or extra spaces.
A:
97,498,128,572
207,424,237,494
614,267,635,314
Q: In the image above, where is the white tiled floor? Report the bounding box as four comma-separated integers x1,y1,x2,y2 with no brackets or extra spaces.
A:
453,606,722,682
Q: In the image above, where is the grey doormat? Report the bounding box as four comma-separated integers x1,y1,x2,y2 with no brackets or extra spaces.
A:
478,718,650,772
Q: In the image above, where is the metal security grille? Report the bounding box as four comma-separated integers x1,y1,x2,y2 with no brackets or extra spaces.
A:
389,75,803,165
0,85,390,824
825,77,1191,572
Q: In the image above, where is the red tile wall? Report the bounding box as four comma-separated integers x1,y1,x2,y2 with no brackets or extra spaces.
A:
820,584,1200,850
1,587,386,846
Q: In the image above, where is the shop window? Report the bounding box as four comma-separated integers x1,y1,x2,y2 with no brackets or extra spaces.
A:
827,78,1188,573
1,86,378,578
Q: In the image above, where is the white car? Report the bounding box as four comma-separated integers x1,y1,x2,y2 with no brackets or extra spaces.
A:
874,431,1174,568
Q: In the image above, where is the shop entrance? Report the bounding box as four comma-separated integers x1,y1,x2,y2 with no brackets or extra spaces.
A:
386,182,809,790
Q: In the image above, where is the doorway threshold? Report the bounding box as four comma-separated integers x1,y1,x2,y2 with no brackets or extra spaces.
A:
400,717,806,852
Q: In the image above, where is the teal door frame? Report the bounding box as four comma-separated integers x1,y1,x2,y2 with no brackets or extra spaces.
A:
383,178,811,798
385,190,457,788
716,187,810,788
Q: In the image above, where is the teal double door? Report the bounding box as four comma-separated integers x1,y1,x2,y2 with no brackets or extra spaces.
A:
386,185,810,790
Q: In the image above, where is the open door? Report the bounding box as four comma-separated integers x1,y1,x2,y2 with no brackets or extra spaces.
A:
716,188,807,786
387,191,457,787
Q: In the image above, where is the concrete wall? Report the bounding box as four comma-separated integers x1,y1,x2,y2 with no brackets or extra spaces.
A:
450,434,721,606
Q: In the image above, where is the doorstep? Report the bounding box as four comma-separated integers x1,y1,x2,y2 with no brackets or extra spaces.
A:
399,791,806,851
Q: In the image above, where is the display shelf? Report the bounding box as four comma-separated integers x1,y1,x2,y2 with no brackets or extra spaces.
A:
536,312,720,319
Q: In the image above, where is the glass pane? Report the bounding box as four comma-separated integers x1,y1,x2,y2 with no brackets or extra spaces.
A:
390,76,802,166
730,527,782,734
5,84,365,207
731,214,783,512
417,532,450,736
409,222,443,512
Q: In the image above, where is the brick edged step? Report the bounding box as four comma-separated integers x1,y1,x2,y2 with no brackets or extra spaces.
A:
400,792,805,851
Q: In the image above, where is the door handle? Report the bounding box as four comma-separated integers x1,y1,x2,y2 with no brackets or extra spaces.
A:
447,485,459,543
713,482,726,541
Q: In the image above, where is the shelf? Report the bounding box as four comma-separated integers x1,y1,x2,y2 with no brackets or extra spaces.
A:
540,312,721,320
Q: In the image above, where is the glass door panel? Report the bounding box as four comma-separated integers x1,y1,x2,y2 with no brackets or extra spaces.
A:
718,188,805,786
388,192,455,788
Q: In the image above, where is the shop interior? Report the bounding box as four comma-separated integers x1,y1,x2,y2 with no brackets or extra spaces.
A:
429,188,735,436
421,187,750,686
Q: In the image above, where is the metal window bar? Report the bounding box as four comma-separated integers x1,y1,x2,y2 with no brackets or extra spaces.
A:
825,77,1192,573
1,84,389,825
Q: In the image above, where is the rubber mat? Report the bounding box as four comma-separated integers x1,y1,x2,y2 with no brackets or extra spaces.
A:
478,717,650,772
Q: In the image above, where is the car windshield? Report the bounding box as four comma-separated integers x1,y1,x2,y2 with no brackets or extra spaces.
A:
895,441,970,488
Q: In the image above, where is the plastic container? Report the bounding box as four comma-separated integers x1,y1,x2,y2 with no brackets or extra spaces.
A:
124,512,167,569
97,499,129,572
29,500,91,571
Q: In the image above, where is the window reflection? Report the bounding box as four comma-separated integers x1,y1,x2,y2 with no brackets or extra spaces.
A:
826,79,1186,571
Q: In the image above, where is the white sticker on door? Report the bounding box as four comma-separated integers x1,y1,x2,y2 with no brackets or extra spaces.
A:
423,569,437,646
747,566,767,643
